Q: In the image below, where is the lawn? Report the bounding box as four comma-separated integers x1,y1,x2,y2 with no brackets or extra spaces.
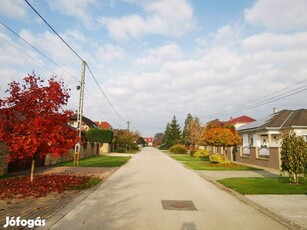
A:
218,177,307,194
171,155,202,162
170,154,261,171
56,155,130,167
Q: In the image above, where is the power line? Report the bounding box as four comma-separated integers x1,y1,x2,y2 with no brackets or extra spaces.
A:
24,0,84,62
0,34,55,74
24,0,127,124
86,63,127,123
0,21,80,83
200,79,307,119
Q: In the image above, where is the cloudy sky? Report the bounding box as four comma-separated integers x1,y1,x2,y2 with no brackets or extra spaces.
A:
0,0,307,137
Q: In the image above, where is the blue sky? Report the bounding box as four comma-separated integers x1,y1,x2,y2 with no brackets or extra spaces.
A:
1,0,307,137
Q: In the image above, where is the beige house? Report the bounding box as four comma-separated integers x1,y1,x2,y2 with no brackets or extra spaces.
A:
235,109,307,169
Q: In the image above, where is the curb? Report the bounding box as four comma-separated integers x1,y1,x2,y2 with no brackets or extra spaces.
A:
37,167,119,230
196,172,303,230
37,180,103,230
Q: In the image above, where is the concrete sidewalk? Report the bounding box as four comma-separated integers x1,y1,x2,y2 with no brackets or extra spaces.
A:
197,170,307,229
47,147,290,230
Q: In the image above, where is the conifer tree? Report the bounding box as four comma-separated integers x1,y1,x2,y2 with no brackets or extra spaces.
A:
168,115,182,147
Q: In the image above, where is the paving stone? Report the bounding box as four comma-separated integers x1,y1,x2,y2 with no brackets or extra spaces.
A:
0,166,118,229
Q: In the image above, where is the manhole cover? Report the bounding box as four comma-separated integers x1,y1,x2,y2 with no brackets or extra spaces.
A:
161,200,197,211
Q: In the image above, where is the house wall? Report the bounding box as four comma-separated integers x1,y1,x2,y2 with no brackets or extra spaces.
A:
44,142,99,166
99,143,110,154
202,145,281,170
235,146,281,170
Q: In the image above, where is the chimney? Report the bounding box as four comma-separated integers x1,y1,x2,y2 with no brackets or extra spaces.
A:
273,107,278,113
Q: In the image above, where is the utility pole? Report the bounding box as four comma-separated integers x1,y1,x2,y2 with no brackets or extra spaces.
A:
74,60,86,166
127,121,130,131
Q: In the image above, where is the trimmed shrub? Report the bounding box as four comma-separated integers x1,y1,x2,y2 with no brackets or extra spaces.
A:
193,149,210,158
169,144,188,154
190,149,197,156
209,153,230,164
116,147,125,153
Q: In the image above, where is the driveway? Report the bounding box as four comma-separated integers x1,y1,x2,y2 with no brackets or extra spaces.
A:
49,147,288,230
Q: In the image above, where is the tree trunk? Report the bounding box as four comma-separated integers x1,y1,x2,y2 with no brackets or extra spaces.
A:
30,159,35,182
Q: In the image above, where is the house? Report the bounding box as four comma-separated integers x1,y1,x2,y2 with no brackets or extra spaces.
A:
206,118,223,127
144,137,153,146
94,121,113,130
238,109,307,148
69,114,98,131
206,116,255,129
225,116,256,129
234,108,307,169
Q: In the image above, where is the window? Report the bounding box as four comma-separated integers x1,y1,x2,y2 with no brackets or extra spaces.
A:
250,137,253,146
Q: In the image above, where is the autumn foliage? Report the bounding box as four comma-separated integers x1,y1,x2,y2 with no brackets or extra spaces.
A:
0,175,91,199
0,74,78,162
205,127,242,148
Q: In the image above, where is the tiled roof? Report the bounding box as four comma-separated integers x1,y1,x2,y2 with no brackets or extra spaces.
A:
238,109,307,132
94,121,112,130
226,115,256,125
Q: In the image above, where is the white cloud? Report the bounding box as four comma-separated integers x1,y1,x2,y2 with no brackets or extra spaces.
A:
48,0,98,28
242,32,307,52
0,0,27,19
96,44,126,62
19,29,77,65
99,0,194,41
96,26,307,133
245,0,307,31
135,43,183,69
99,15,146,41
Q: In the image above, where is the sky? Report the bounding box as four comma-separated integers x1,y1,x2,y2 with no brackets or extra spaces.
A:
0,0,307,137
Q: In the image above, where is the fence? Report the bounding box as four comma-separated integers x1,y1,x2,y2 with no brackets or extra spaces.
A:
44,142,100,166
200,145,281,170
0,142,101,176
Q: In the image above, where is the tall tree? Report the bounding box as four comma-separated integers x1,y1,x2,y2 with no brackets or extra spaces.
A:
182,113,193,145
161,123,171,149
186,117,206,147
0,74,78,181
117,130,140,150
169,115,182,147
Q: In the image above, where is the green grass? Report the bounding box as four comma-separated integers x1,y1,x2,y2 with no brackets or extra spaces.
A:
0,175,13,180
171,155,203,162
169,154,261,171
56,155,130,167
183,161,261,171
218,177,307,194
73,177,102,190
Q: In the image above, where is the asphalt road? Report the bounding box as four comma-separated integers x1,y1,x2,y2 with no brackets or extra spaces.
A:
50,147,288,230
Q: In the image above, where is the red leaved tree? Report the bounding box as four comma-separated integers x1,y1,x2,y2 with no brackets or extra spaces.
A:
0,74,78,181
205,127,242,160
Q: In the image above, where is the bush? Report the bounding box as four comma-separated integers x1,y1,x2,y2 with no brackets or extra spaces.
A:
190,149,197,156
193,149,210,158
209,153,230,164
169,144,188,154
116,147,125,153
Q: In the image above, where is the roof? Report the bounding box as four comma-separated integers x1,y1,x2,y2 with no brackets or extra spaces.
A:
238,109,307,132
226,116,256,125
206,119,223,127
70,114,98,129
94,121,112,130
